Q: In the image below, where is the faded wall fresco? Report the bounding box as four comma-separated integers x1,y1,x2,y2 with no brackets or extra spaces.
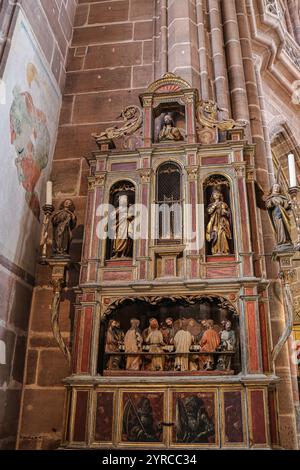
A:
0,9,61,275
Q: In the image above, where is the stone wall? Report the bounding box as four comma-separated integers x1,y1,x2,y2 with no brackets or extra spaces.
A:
0,0,77,450
17,0,156,450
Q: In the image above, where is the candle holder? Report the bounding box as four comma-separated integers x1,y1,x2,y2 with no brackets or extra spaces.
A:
39,204,54,264
289,185,300,251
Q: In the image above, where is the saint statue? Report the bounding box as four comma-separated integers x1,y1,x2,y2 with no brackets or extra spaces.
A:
199,320,221,371
206,188,232,255
265,183,292,248
124,318,143,371
159,114,184,142
217,320,236,371
51,199,77,257
173,319,194,372
144,318,165,371
105,319,124,370
111,194,135,258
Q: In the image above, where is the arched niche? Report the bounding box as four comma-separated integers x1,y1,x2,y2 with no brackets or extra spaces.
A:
204,174,235,256
98,295,240,376
155,161,183,243
106,180,136,260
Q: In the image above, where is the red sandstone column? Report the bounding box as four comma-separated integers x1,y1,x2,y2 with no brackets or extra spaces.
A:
196,0,210,100
161,0,168,74
236,0,271,190
287,0,300,45
222,0,250,129
168,0,200,88
208,0,231,116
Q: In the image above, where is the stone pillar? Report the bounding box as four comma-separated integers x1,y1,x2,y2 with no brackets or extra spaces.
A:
287,0,300,45
168,0,200,88
196,0,210,100
208,0,230,116
160,0,168,74
222,0,250,128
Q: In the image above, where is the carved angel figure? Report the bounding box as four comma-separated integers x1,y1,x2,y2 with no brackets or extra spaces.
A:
51,199,76,257
197,100,244,131
93,105,143,142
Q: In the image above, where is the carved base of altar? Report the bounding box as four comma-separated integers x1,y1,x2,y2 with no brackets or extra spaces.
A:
103,370,235,376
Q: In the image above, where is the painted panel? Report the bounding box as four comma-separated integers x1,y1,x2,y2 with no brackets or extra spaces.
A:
94,392,114,443
249,389,267,446
0,10,61,275
120,392,164,444
222,390,245,445
172,391,217,446
73,390,89,443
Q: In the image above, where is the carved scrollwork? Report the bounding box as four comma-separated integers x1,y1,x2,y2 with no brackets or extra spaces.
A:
92,105,143,143
196,100,246,131
102,294,237,317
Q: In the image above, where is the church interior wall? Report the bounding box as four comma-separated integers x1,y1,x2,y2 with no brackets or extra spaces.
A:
0,0,78,450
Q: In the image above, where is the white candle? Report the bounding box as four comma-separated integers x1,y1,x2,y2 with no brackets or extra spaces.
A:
288,153,297,187
46,181,53,206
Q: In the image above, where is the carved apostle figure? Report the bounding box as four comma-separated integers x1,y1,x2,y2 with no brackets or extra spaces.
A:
173,319,194,372
105,319,124,370
265,183,292,247
144,318,165,371
51,199,77,257
217,320,236,371
111,195,135,258
199,320,221,371
124,318,143,371
159,114,184,142
206,189,232,255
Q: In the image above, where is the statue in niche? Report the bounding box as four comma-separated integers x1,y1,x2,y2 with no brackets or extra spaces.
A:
124,318,143,371
176,396,215,443
206,188,232,255
111,194,135,258
199,320,221,371
265,182,293,248
159,114,184,142
173,319,194,372
51,199,77,257
123,396,161,442
144,318,165,371
217,320,236,371
105,320,124,370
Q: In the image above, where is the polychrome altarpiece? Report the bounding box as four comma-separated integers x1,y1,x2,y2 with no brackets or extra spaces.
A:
52,73,283,449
